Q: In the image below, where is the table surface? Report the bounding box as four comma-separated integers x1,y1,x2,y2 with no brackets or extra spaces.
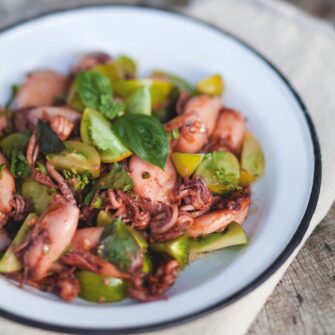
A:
0,1,334,335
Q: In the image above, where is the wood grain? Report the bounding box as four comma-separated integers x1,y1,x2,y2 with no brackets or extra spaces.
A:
283,0,335,23
248,203,335,335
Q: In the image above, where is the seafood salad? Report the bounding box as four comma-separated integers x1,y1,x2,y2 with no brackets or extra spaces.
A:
0,52,264,303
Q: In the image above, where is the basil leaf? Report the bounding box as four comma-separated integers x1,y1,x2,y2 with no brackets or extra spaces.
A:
113,114,168,169
83,163,133,205
76,71,112,110
99,94,125,120
36,120,65,155
10,150,31,178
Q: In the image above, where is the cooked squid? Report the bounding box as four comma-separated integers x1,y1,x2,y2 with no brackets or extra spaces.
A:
0,52,264,303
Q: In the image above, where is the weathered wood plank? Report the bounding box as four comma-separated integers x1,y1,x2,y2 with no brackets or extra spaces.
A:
248,203,335,335
283,0,335,23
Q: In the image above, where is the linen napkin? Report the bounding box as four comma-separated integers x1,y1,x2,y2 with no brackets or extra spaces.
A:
0,1,334,334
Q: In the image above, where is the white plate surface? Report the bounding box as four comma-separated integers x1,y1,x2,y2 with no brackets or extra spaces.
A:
0,6,320,333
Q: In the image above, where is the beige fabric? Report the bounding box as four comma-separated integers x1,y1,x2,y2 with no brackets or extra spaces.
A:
0,0,334,334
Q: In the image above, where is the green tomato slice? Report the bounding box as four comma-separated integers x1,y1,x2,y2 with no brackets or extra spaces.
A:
196,74,224,96
114,79,172,109
195,151,240,194
21,178,54,214
126,86,151,115
0,132,30,159
80,108,131,163
171,152,204,178
241,131,265,178
190,222,247,253
0,213,37,273
77,270,127,303
47,140,101,178
150,234,189,268
66,82,85,112
151,70,193,93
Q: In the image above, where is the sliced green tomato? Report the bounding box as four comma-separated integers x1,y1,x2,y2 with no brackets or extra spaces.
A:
66,82,85,112
98,219,142,273
190,222,247,253
47,141,101,178
195,151,240,194
129,229,148,252
142,253,153,274
76,270,127,303
97,210,114,227
241,132,265,178
21,177,54,214
114,80,172,109
150,235,189,269
93,55,137,82
114,80,142,97
239,169,256,186
196,74,224,96
171,153,204,178
114,55,137,79
151,70,193,93
81,108,132,163
0,213,37,273
93,63,121,83
126,86,151,115
0,132,30,159
150,80,173,108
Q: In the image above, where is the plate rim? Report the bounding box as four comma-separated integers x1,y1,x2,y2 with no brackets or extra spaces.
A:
0,4,322,334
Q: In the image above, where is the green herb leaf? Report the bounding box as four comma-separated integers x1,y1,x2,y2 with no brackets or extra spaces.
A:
83,163,133,205
0,132,30,159
10,150,31,178
36,120,65,155
97,163,134,192
5,84,20,111
91,195,103,209
113,114,168,169
63,169,91,191
36,161,47,175
83,189,96,206
99,95,125,120
76,71,112,110
0,164,6,177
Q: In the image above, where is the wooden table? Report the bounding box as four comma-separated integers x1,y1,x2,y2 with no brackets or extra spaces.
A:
248,4,335,334
0,1,334,334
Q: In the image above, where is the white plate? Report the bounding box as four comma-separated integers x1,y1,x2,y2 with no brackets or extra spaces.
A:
0,5,321,334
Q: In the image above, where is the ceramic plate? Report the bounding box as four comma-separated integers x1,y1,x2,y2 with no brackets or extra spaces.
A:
0,5,321,334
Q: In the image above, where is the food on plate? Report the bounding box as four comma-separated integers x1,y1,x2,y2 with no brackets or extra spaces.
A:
0,52,264,303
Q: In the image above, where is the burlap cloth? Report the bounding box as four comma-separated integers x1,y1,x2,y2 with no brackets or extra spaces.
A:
0,0,334,334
